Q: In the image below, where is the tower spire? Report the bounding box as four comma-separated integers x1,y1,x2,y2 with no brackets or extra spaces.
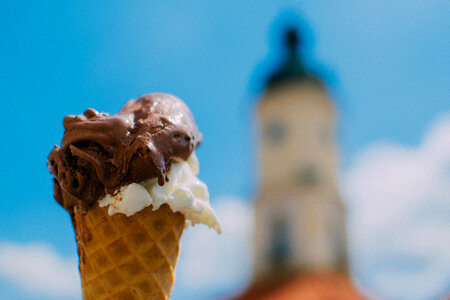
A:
285,28,301,67
267,27,320,88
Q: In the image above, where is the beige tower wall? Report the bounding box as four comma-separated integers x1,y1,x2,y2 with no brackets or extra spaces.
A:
258,82,337,191
253,82,347,281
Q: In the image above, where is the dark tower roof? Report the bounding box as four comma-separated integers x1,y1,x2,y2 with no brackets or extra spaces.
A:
267,28,322,89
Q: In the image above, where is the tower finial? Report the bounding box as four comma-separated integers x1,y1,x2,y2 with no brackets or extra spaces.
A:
284,28,301,66
285,28,300,49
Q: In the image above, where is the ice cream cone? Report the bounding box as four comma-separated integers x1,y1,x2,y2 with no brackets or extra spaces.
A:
73,203,185,300
49,94,221,299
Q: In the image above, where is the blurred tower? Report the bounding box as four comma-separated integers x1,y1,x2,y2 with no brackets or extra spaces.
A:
253,28,347,283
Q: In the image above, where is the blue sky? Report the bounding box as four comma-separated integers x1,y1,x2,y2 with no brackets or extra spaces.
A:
0,1,449,299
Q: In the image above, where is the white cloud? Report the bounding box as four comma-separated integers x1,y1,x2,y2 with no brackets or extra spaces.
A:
172,196,253,300
0,242,81,298
343,113,450,300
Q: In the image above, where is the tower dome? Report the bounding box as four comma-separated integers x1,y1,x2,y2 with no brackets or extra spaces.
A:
267,27,322,89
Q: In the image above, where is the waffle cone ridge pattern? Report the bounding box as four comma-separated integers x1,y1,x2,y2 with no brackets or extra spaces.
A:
73,203,185,300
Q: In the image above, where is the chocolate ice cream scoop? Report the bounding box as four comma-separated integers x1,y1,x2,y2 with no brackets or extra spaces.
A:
48,93,202,214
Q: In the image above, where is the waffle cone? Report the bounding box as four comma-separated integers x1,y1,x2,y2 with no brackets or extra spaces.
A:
73,203,185,300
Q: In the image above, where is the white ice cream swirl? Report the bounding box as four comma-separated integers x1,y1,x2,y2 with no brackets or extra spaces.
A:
99,152,221,234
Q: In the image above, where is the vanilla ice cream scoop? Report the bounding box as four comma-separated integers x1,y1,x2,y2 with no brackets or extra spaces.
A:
99,152,221,234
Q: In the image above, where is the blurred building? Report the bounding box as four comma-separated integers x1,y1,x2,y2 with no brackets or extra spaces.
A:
235,27,363,300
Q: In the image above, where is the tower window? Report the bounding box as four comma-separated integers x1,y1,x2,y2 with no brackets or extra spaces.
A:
269,217,291,270
295,164,319,186
265,121,285,144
